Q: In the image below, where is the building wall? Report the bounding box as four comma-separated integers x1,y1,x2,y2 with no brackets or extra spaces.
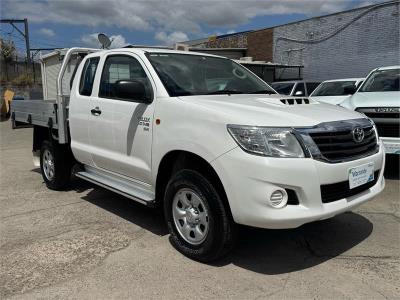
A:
246,28,273,62
272,2,400,81
189,49,246,59
205,32,247,48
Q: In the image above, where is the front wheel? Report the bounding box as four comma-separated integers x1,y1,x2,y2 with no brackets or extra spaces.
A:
40,140,72,190
164,169,235,262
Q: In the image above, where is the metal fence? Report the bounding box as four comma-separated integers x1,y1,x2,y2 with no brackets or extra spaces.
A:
0,59,42,85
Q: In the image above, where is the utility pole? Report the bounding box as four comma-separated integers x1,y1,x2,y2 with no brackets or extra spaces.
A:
24,18,30,63
0,18,30,63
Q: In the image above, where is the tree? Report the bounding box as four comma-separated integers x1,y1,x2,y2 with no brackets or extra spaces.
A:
0,38,16,81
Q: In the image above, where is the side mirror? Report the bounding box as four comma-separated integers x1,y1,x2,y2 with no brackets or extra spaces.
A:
115,80,151,102
295,90,304,96
343,85,357,95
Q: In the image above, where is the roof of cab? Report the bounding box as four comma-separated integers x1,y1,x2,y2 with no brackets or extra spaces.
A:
110,47,227,59
376,65,400,71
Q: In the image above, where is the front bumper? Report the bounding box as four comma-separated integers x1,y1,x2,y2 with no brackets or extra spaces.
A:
211,141,385,229
381,137,400,154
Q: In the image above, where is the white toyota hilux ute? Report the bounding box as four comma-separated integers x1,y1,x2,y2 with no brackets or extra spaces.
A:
11,47,385,262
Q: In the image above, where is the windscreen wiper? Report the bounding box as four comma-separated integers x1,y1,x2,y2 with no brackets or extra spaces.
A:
206,90,243,95
248,90,276,94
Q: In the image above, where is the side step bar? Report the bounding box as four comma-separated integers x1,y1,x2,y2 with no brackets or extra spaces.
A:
75,167,156,207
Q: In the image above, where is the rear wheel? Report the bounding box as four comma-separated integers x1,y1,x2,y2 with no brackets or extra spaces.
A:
42,148,55,181
164,169,235,262
40,140,72,190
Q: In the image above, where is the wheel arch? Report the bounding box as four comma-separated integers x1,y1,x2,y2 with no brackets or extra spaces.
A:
155,150,232,218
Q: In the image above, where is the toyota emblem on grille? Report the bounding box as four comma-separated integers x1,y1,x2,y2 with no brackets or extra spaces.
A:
352,127,364,143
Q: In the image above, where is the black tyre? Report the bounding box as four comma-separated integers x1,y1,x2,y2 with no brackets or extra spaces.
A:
40,140,72,190
164,169,235,262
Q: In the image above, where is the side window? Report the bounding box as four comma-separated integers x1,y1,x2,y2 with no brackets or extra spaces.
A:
99,55,153,102
293,82,306,96
79,57,100,96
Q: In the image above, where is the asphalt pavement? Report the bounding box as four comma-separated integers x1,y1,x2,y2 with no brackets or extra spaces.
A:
0,120,399,299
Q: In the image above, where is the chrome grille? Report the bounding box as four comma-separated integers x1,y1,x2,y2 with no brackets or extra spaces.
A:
298,119,379,163
356,107,400,138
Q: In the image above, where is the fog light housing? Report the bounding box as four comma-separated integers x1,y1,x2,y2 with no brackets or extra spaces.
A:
269,189,288,208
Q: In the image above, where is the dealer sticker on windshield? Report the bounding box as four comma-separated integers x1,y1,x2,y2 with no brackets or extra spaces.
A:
349,162,374,189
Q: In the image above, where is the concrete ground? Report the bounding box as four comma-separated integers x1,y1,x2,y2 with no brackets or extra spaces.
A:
0,120,399,300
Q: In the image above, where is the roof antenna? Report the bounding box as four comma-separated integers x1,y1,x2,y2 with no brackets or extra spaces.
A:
98,33,112,49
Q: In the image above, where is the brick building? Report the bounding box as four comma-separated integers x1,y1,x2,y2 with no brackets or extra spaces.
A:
186,1,399,81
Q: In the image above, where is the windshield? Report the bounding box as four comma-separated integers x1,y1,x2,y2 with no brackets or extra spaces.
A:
270,82,295,95
311,81,357,96
359,68,400,92
146,53,276,96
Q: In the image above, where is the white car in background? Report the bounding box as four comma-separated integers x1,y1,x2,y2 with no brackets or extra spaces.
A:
341,66,400,155
270,81,321,97
310,78,364,105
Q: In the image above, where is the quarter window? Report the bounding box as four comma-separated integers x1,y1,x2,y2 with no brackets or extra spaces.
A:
79,57,100,96
99,55,153,102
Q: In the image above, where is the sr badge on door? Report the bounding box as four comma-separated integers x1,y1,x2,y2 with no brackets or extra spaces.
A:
348,162,374,189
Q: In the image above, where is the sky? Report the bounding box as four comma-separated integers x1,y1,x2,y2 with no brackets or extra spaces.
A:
0,0,387,57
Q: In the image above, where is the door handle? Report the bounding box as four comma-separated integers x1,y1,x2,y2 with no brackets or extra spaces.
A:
91,107,102,116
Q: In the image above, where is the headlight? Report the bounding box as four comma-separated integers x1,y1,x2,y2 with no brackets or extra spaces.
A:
227,125,305,158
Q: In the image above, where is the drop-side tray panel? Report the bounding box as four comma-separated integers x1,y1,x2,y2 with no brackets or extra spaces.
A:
10,99,58,128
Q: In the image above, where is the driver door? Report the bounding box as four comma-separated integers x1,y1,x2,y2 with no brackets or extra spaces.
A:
89,52,155,184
